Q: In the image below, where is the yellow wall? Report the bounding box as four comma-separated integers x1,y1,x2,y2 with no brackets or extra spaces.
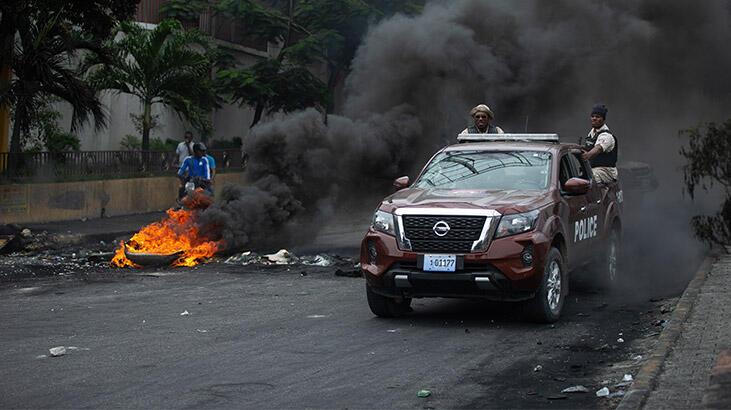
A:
0,173,246,224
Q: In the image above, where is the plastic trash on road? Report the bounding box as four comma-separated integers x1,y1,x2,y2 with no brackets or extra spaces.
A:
596,387,610,397
561,385,589,393
224,251,262,265
301,254,334,267
264,249,299,265
417,390,431,398
49,346,66,357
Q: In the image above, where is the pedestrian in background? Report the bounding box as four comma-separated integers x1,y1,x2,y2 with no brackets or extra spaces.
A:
201,143,216,184
175,131,195,166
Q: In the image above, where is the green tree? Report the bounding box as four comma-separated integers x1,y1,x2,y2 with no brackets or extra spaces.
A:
214,0,424,123
681,119,731,247
159,0,210,23
1,15,106,155
0,0,138,155
87,19,218,151
215,0,328,127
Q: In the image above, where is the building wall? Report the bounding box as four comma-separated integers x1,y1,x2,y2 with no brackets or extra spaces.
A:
0,172,247,224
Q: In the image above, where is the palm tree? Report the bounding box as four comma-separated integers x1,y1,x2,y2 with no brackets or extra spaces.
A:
0,15,106,156
87,19,217,151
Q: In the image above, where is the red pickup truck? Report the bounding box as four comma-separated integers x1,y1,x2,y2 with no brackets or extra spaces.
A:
360,134,623,323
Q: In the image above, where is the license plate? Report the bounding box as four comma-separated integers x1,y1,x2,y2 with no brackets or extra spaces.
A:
423,254,457,272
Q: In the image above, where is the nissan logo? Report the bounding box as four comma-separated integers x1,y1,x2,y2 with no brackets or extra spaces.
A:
432,221,451,237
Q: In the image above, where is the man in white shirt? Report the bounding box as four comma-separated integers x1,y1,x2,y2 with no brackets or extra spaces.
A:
581,104,618,184
175,131,195,166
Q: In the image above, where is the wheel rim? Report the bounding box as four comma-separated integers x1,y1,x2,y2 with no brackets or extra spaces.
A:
546,260,562,313
608,236,618,283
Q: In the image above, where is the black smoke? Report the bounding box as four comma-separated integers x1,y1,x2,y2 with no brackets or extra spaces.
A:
202,0,731,287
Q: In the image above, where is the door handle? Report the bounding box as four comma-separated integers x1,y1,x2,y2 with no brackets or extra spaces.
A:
580,206,587,212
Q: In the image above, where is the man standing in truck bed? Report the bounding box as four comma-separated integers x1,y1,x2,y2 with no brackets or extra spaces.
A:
460,104,505,134
581,104,618,184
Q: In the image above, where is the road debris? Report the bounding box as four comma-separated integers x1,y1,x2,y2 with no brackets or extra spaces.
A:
306,314,327,318
608,391,626,398
617,338,625,343
386,329,398,333
596,387,610,397
417,389,431,398
224,251,261,265
632,354,643,361
301,254,334,267
49,346,67,357
561,385,589,393
180,310,190,316
334,268,361,277
533,365,543,372
264,249,298,264
546,394,567,400
622,374,633,382
196,329,208,333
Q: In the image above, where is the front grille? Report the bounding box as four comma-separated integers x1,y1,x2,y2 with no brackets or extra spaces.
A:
402,215,487,253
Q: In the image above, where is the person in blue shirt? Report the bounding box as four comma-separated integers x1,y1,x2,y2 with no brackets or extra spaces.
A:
202,144,216,184
177,143,212,199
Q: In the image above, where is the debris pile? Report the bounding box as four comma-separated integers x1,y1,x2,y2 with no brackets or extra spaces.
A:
225,249,350,268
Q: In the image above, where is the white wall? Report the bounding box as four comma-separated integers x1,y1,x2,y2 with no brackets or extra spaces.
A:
55,39,332,150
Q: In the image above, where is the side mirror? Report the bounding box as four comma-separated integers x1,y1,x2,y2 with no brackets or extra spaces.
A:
562,177,591,195
393,176,410,190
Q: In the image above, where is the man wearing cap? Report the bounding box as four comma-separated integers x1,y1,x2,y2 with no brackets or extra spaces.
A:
177,142,213,199
460,104,505,134
581,104,617,184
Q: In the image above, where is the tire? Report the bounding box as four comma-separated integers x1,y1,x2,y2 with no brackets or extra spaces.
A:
526,247,566,323
366,284,412,318
597,228,621,290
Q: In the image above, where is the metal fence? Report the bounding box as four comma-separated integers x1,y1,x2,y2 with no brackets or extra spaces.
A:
0,149,246,183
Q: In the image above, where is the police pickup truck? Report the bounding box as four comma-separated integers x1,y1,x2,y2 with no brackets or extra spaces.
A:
360,134,623,323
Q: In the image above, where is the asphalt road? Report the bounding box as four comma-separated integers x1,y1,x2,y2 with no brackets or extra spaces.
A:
1,259,675,409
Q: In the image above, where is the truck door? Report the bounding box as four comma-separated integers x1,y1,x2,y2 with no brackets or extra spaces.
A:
570,152,603,251
559,153,592,269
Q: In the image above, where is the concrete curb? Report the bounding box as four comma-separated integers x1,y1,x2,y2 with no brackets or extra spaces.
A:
616,256,716,410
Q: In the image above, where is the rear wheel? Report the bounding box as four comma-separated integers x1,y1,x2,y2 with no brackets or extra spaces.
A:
597,228,621,290
366,284,412,318
526,247,566,323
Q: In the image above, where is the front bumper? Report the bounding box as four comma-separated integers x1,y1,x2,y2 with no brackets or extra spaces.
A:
361,229,551,301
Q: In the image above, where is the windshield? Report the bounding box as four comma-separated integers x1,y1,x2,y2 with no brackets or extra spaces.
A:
413,150,552,190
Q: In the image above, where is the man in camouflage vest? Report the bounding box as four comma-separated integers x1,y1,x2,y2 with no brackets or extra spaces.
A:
581,104,618,184
460,104,505,134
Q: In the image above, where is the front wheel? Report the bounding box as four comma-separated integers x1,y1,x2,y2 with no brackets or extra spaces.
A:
366,284,412,318
526,247,566,323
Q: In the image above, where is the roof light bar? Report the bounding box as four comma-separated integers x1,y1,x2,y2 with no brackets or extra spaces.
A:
457,133,560,143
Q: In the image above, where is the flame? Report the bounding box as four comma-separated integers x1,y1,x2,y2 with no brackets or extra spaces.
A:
111,208,222,268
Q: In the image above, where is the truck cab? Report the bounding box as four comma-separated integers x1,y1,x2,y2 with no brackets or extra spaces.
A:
360,134,623,323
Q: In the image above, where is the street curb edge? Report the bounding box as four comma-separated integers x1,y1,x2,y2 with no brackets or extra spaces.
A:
616,255,716,410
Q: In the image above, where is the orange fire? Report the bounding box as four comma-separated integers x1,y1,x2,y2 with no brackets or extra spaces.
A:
111,208,222,268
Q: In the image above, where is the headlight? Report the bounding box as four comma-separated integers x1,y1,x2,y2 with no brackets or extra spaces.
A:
372,210,395,236
495,210,540,238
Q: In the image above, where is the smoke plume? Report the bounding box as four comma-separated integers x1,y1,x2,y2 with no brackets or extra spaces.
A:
202,0,731,286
